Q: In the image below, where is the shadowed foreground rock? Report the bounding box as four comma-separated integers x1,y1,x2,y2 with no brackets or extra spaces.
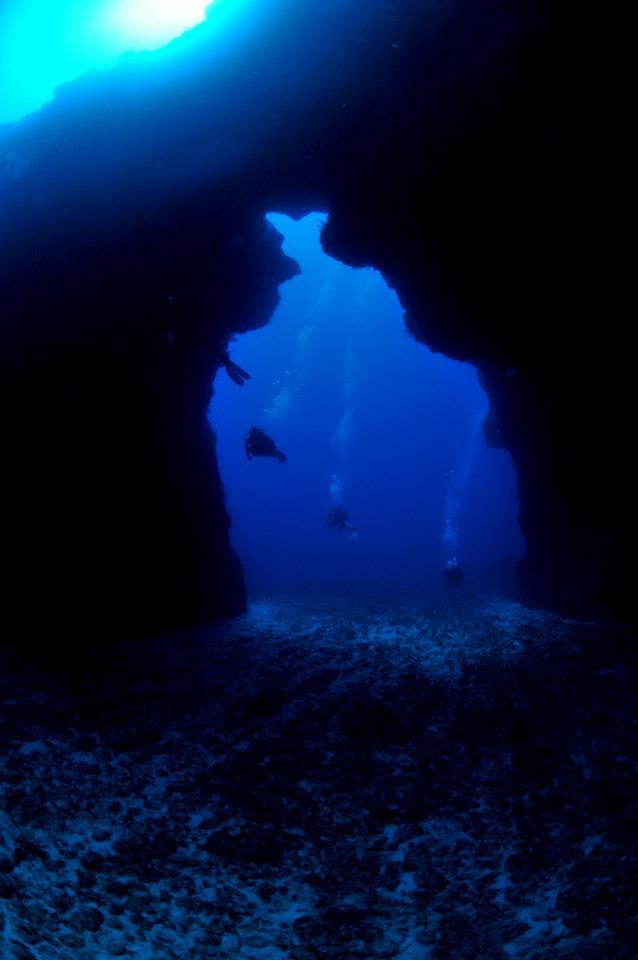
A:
0,600,636,957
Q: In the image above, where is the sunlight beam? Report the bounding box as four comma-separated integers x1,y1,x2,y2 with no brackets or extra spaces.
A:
102,0,212,50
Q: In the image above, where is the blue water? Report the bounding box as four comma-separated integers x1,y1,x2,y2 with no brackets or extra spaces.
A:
213,213,524,600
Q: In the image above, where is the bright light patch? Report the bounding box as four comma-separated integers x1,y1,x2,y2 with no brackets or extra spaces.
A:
0,0,213,125
102,0,210,50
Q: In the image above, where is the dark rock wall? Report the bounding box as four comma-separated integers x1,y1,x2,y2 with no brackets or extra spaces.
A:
1,207,297,631
0,0,623,631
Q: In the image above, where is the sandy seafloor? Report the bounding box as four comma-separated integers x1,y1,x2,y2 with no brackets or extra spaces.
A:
0,597,636,960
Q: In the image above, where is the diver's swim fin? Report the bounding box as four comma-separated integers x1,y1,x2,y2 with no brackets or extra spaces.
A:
225,359,251,387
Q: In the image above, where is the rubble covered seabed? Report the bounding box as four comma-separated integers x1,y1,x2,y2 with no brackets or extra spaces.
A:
1,599,636,959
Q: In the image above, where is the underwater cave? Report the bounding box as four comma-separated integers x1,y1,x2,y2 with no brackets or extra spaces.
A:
213,212,524,603
0,1,634,958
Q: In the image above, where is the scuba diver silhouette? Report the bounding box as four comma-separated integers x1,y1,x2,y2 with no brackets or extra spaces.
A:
327,506,355,532
443,557,464,594
244,427,287,463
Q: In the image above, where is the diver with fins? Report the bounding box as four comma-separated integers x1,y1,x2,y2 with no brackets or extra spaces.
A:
442,557,464,594
162,315,251,387
327,506,355,532
216,348,251,387
244,426,287,463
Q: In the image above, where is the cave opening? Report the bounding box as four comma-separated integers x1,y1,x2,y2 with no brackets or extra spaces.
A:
212,212,524,604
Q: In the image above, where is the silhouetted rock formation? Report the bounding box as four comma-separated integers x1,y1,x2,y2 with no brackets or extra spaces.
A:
0,0,622,631
0,202,297,632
